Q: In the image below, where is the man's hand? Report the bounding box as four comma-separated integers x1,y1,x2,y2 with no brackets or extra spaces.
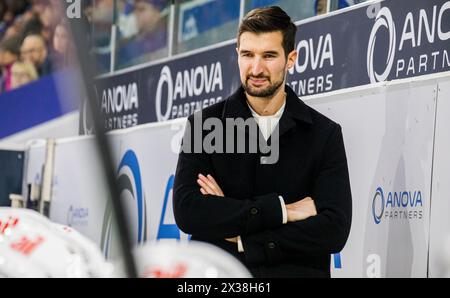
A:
286,197,317,222
197,174,224,197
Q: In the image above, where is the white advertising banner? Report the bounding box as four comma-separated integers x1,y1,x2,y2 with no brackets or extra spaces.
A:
428,77,450,277
48,136,109,248
309,76,439,277
23,140,48,209
48,119,188,260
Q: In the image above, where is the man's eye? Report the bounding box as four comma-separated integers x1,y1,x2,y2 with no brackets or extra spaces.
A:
264,54,276,58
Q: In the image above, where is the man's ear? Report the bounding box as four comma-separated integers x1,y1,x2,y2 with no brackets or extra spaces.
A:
236,47,239,55
286,50,297,70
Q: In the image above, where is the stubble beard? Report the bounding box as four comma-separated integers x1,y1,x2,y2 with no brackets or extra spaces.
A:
243,75,284,99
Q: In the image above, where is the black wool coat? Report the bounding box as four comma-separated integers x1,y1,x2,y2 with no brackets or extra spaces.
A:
173,85,352,278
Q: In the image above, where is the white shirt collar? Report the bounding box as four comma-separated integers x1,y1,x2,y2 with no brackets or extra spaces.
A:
246,99,286,141
247,99,286,119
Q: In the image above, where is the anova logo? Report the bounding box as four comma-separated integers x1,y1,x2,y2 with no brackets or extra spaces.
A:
101,83,139,130
367,7,396,84
367,2,450,83
372,187,385,224
155,63,223,121
66,205,89,227
101,83,138,114
101,150,147,258
372,187,424,225
288,33,334,96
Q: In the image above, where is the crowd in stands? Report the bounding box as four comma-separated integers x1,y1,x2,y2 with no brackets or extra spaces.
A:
87,0,169,71
0,0,168,86
0,0,364,93
0,0,76,93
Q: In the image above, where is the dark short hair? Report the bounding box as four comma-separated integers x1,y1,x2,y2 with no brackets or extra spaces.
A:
0,36,22,56
237,6,297,57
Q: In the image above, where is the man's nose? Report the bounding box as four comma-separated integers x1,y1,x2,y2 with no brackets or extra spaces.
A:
251,57,264,76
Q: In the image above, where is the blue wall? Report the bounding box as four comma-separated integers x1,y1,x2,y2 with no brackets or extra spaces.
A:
0,70,79,139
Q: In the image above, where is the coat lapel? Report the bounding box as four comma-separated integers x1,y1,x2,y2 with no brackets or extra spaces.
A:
277,86,313,137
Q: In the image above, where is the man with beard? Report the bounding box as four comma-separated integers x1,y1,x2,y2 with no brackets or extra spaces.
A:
173,6,352,278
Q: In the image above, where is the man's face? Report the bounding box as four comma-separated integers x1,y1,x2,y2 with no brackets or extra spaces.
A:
237,31,296,98
21,36,47,66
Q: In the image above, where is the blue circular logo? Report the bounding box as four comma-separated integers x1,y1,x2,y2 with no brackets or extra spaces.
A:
367,7,396,83
372,187,385,224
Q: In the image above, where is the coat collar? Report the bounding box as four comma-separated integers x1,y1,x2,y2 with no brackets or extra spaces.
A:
221,85,312,137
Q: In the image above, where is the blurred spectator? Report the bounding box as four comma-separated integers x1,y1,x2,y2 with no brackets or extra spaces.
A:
117,0,138,39
117,0,169,68
40,0,63,43
20,33,52,77
51,21,75,70
10,60,38,89
0,0,80,92
30,0,47,14
0,1,7,38
315,0,328,15
20,14,44,39
134,0,165,34
1,0,29,25
0,0,30,39
0,35,20,66
88,0,115,71
0,35,21,92
91,0,114,45
8,0,30,15
2,24,19,39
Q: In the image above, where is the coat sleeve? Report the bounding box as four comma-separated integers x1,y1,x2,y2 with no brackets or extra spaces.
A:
241,124,352,265
173,116,284,239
